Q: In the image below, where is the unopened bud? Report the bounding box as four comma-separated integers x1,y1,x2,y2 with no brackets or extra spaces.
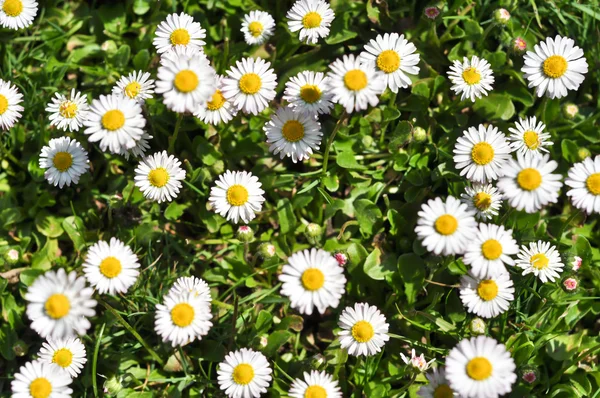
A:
578,148,591,161
305,223,323,239
520,366,538,384
493,8,511,24
13,340,28,357
512,37,527,54
413,126,427,143
237,225,254,242
4,249,20,265
333,251,348,266
562,103,579,119
103,376,123,395
469,317,486,335
571,256,582,271
562,276,579,293
424,6,440,20
258,243,276,259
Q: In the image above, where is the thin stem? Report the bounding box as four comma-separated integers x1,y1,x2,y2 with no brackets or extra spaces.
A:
92,323,106,398
168,114,184,154
319,110,348,189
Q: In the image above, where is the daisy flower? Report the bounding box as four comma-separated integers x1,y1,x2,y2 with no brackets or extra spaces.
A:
418,368,456,398
448,56,494,102
241,10,275,45
338,302,389,356
208,170,265,224
156,46,217,113
497,153,563,213
39,137,90,189
112,71,156,103
453,124,512,183
463,223,519,278
283,70,334,115
265,107,322,163
134,151,186,203
46,89,89,132
38,337,87,378
287,0,335,44
193,75,238,125
507,116,552,160
359,33,421,93
460,272,514,318
11,360,72,398
289,370,342,398
521,35,588,99
446,336,516,398
83,94,146,154
278,248,346,315
415,196,478,256
0,79,24,130
565,155,600,214
25,268,97,339
154,291,212,347
515,241,564,283
217,348,272,398
82,237,140,295
153,12,206,54
117,132,153,160
0,0,37,30
222,57,278,115
169,276,212,304
326,54,386,113
460,183,503,220
400,349,435,372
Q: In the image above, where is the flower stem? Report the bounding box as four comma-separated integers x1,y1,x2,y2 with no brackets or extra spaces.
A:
319,110,347,190
92,322,105,397
168,113,184,154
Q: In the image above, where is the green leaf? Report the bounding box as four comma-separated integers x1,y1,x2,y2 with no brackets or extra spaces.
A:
112,44,131,67
62,216,86,252
277,199,297,234
133,0,151,15
354,199,383,237
473,94,515,120
164,202,189,221
98,3,126,34
336,152,366,169
132,49,150,70
35,212,64,238
255,310,273,333
397,254,425,304
363,248,396,280
263,330,292,356
561,139,579,163
19,269,44,286
31,239,60,270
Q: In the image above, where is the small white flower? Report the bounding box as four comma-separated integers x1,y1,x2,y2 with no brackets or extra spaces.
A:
448,56,495,102
460,183,503,220
287,0,335,44
417,368,455,398
265,107,322,163
460,272,514,318
169,276,212,304
208,170,265,224
46,89,89,132
222,57,278,115
38,337,87,378
117,132,153,160
134,151,186,203
154,291,212,347
153,12,206,54
0,0,38,30
11,360,73,398
193,75,238,125
463,223,519,278
515,241,564,283
288,370,342,398
39,137,90,189
338,302,389,356
217,348,272,398
565,155,600,214
241,10,275,45
112,71,156,103
0,78,24,130
283,70,334,115
507,116,552,160
400,349,435,372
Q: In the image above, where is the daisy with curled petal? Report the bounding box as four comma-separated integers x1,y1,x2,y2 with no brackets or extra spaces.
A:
193,75,238,125
112,71,156,103
265,107,322,163
241,10,275,45
287,0,335,44
134,151,186,203
463,223,519,278
118,132,153,160
39,137,90,189
359,32,421,93
208,170,265,224
289,370,342,398
448,56,495,102
565,155,600,214
0,78,24,130
453,124,512,183
508,116,552,160
38,337,87,378
338,302,389,357
400,349,435,372
222,57,278,115
46,89,89,132
11,360,72,398
283,70,334,115
417,368,456,398
217,348,272,398
154,291,213,347
169,276,212,304
153,12,206,54
515,241,564,283
0,0,38,30
460,272,514,318
521,35,588,99
460,183,503,220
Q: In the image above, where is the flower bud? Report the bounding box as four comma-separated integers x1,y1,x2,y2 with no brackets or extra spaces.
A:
237,225,254,242
413,126,427,143
562,276,579,293
258,243,276,259
311,353,326,368
424,6,440,20
103,376,124,395
305,223,323,239
4,248,20,265
333,251,348,266
13,340,28,357
578,148,591,161
571,256,582,271
512,37,527,54
520,366,538,384
562,103,579,119
469,317,486,335
493,8,511,25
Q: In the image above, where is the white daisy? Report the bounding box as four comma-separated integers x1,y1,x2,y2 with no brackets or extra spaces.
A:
565,155,600,214
218,350,272,398
287,0,335,44
507,116,552,160
337,302,389,356
265,107,322,163
459,272,514,318
83,94,146,154
134,151,186,203
448,56,495,102
39,137,90,189
463,223,519,278
46,89,89,132
359,33,421,93
153,12,206,54
82,237,140,295
453,124,512,183
156,46,217,113
169,276,212,304
326,54,386,113
497,153,563,213
415,196,478,256
25,268,97,340
278,248,346,315
38,337,87,378
208,170,265,224
515,241,564,283
521,35,588,99
460,183,503,220
417,368,456,398
112,70,156,103
0,78,23,130
117,132,153,160
193,75,238,125
445,336,516,398
154,291,212,347
11,360,72,398
222,57,278,115
241,10,275,45
283,70,334,115
288,370,342,398
0,0,37,30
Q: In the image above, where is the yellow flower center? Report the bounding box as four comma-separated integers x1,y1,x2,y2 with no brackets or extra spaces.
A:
0,94,8,115
543,55,568,78
481,239,502,260
207,89,226,110
376,50,401,73
239,73,262,95
351,320,375,343
300,84,322,104
29,377,52,398
434,214,458,236
99,256,122,278
433,384,454,398
148,167,170,188
462,67,481,85
523,130,540,150
170,303,195,327
101,109,125,131
170,28,191,45
248,21,264,37
174,70,199,93
52,348,73,368
470,142,494,165
45,294,70,319
302,11,322,29
344,69,368,91
232,363,255,385
59,101,78,119
2,0,23,17
517,168,542,191
531,253,549,270
226,184,249,206
301,268,325,291
466,357,493,381
304,385,327,398
124,82,141,99
473,192,492,210
282,120,305,143
477,279,499,301
52,152,73,172
586,173,600,195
